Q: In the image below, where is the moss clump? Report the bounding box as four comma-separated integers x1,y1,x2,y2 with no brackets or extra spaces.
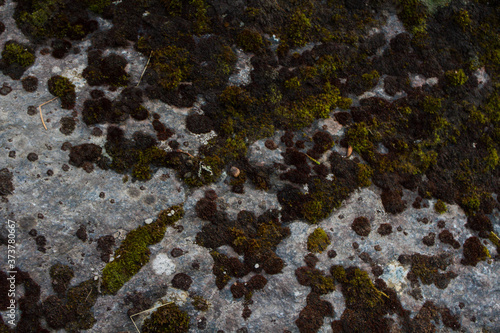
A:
14,0,97,41
307,228,330,253
357,163,373,187
48,75,76,109
434,199,447,214
191,295,210,311
84,0,111,13
102,205,184,294
1,41,35,67
65,279,99,330
445,69,468,86
150,45,191,90
49,263,74,295
285,8,312,48
141,303,190,333
236,29,265,53
334,267,386,311
275,83,351,129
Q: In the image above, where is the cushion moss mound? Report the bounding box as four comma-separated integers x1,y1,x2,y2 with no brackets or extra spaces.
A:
141,303,190,333
102,205,184,294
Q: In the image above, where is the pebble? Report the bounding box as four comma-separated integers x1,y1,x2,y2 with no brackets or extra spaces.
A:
145,218,153,224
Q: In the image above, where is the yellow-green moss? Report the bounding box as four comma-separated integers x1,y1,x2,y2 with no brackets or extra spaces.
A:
307,228,330,253
236,29,265,53
445,69,468,86
101,205,184,294
191,295,210,312
1,41,35,67
141,303,190,333
150,45,191,90
434,199,447,214
285,9,312,48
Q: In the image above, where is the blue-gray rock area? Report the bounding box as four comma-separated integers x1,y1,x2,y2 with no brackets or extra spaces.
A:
0,0,499,332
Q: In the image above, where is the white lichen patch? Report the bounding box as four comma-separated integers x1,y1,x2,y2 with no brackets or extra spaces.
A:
474,67,490,89
228,48,253,87
380,261,410,292
152,253,176,276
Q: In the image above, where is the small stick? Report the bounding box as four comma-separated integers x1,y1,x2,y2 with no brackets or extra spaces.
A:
305,154,321,165
136,51,153,87
38,97,58,130
176,149,195,158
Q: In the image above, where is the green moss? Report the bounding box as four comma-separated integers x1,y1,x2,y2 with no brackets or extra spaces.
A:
285,8,312,48
236,29,265,53
276,83,351,129
302,178,350,224
102,205,184,294
362,70,380,84
141,303,190,333
191,295,210,311
346,122,374,156
454,8,471,31
85,0,110,13
1,41,35,67
445,69,468,86
434,199,447,214
307,228,331,253
284,77,301,91
342,268,386,311
150,45,191,90
397,0,428,30
357,163,373,187
306,270,335,295
47,75,76,109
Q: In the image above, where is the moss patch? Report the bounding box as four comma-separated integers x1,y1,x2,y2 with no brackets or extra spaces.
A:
141,303,190,333
307,228,331,253
102,205,184,294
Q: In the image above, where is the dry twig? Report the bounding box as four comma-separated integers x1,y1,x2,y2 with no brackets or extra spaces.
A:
136,51,153,87
38,97,58,130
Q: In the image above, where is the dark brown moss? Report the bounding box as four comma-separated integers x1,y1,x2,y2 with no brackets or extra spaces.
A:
0,168,14,197
462,236,490,266
69,143,102,168
230,281,249,299
186,114,214,134
97,235,115,263
422,233,436,247
247,274,267,291
42,295,69,329
21,75,38,92
465,213,493,236
49,263,74,296
171,247,184,258
171,273,193,291
438,230,461,249
76,225,87,242
381,189,406,214
195,197,217,220
27,152,38,161
59,117,76,135
377,223,392,236
352,216,371,236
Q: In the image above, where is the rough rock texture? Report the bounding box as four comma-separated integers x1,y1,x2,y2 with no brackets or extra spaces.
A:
0,1,499,333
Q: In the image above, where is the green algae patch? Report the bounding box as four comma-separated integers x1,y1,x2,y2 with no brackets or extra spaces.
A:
307,228,331,253
102,205,184,294
141,303,190,333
